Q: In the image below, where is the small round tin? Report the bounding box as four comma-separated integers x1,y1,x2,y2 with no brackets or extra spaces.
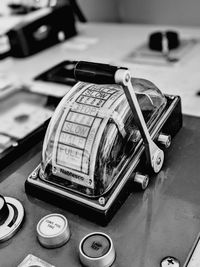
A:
37,213,70,248
79,232,115,267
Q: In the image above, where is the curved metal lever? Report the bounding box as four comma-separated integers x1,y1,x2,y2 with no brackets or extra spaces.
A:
73,61,164,173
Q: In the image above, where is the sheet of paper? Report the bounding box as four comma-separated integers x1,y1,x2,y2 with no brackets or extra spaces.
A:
0,103,52,139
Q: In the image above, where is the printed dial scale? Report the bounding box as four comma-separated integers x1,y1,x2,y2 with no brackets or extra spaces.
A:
25,61,182,224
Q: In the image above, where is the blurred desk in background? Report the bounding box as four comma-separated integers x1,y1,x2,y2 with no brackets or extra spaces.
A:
1,22,200,116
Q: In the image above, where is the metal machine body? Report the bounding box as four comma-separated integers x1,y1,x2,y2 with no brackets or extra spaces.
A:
25,62,182,224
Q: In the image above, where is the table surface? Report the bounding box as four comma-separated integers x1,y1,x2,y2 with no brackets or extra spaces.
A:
0,22,200,266
0,114,199,267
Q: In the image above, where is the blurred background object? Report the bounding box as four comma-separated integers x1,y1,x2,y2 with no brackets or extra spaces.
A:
3,0,200,26
117,0,200,26
76,0,119,22
0,0,88,58
7,4,77,57
0,0,50,15
0,0,86,21
77,0,200,26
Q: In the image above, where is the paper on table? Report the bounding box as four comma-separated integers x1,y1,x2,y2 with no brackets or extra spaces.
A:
0,103,52,139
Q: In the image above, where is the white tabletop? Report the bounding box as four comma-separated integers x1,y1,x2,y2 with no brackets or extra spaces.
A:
1,22,200,116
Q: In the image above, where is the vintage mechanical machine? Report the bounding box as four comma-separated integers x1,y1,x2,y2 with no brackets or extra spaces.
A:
25,61,182,225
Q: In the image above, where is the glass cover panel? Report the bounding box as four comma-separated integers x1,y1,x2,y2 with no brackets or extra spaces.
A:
40,78,166,197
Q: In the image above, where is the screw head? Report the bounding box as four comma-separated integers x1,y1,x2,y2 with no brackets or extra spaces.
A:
31,172,37,179
12,141,18,147
52,167,57,174
161,256,180,267
152,149,164,173
125,73,131,83
156,156,162,165
98,197,105,206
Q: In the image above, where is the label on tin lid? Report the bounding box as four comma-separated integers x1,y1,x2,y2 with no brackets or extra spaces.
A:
82,233,111,258
38,214,66,236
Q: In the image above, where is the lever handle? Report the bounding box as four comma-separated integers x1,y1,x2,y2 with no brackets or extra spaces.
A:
74,61,164,173
74,61,127,84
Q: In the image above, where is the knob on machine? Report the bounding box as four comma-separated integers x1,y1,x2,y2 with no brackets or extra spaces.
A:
0,195,24,242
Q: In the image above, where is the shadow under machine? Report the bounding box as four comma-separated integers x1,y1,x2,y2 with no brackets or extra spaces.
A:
25,61,182,224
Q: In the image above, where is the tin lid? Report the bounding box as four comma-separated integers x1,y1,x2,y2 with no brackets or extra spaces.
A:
37,213,70,248
79,232,115,267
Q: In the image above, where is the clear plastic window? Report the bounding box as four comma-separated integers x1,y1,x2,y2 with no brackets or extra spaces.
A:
39,78,166,197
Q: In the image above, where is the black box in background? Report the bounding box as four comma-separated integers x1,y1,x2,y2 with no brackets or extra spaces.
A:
7,4,77,58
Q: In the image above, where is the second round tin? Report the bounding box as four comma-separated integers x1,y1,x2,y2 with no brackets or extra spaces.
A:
79,232,116,267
